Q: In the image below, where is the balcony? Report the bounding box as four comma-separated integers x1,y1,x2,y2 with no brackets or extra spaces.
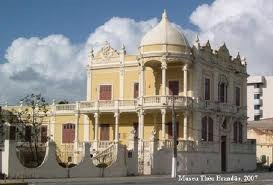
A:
54,96,193,114
254,88,262,94
53,96,245,115
254,109,262,116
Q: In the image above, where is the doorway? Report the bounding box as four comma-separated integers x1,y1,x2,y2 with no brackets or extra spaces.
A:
221,136,227,172
100,124,110,140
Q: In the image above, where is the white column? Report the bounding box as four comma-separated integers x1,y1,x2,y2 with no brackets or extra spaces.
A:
161,109,166,140
86,69,92,101
94,113,99,142
75,102,80,144
83,115,90,142
183,64,189,97
161,60,167,96
183,112,188,140
138,110,144,140
114,112,119,142
49,100,56,141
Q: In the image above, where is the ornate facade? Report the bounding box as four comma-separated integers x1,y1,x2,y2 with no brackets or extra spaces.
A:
2,11,256,175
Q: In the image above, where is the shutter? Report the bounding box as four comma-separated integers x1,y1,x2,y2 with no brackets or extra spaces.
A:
238,122,242,143
201,117,207,141
169,81,179,95
25,125,32,142
233,122,238,143
100,85,112,100
100,124,110,140
208,117,213,141
9,126,16,140
41,126,47,143
134,83,139,98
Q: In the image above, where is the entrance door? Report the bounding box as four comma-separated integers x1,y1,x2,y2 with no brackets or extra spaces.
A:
169,81,179,95
100,124,110,140
221,136,227,171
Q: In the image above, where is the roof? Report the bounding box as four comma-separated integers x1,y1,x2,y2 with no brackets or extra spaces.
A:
140,10,189,47
248,118,273,130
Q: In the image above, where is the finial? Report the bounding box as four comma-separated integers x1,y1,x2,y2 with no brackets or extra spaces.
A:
195,35,200,43
236,52,241,59
206,40,211,47
88,48,94,61
162,9,168,19
121,44,126,55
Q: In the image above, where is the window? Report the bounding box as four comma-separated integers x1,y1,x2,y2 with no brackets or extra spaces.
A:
100,124,110,140
167,122,179,139
99,85,112,100
204,78,210,100
133,83,139,98
169,81,179,95
254,94,260,99
218,82,228,103
41,126,47,143
25,125,32,142
254,84,261,88
9,126,16,140
254,105,260,110
222,119,227,129
254,115,260,121
235,87,241,106
62,123,75,143
201,117,207,141
201,116,213,141
233,122,243,143
238,123,243,143
208,117,213,141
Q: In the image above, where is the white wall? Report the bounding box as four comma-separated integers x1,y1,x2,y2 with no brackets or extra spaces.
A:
247,76,273,120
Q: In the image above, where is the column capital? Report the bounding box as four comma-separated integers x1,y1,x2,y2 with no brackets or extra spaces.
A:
161,109,166,114
114,112,119,118
94,112,99,119
183,64,189,71
137,109,145,116
161,60,167,70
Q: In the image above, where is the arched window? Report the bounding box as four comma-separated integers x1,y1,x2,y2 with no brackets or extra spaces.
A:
201,117,207,141
208,117,213,141
201,116,213,141
233,122,238,143
218,75,228,103
233,121,243,143
62,123,75,143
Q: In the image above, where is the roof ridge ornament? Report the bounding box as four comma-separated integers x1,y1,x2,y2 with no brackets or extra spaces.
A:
162,9,168,19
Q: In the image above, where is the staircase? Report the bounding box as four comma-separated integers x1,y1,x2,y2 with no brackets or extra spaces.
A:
92,142,117,167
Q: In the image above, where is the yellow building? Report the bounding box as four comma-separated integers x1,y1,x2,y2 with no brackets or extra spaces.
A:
3,11,256,175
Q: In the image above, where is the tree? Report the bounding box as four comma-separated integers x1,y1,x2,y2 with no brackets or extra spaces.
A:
11,93,49,167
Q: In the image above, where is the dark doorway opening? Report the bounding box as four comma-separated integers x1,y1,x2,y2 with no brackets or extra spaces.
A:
221,136,227,172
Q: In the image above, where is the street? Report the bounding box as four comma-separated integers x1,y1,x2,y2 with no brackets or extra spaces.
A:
21,172,273,185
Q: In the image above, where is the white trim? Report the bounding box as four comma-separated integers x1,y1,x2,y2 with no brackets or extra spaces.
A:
97,84,114,100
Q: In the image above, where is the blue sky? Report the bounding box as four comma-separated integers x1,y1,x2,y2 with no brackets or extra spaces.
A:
0,0,272,103
0,0,213,64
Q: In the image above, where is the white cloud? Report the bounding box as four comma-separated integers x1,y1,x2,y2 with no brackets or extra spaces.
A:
0,17,158,104
190,0,273,75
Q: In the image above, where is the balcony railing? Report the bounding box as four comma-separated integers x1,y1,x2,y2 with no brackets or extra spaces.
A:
53,96,245,115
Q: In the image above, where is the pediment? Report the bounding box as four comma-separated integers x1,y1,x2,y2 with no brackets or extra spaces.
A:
94,42,120,60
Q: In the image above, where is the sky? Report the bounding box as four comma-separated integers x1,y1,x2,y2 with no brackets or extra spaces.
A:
0,0,273,104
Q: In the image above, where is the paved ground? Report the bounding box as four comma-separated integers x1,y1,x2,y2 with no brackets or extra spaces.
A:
1,172,273,185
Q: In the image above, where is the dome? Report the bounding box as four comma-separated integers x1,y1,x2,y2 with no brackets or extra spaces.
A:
140,10,189,47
